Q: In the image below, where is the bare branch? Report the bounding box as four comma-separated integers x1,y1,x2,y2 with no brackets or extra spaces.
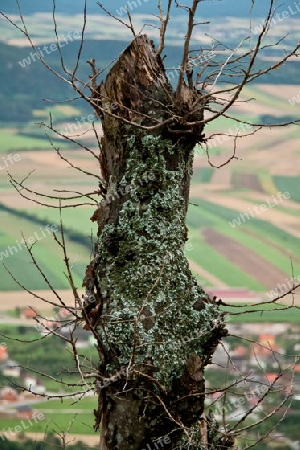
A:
156,0,173,56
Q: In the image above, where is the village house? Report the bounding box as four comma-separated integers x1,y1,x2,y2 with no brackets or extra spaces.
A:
16,405,33,419
0,387,19,403
0,345,8,362
2,359,20,377
20,307,38,320
22,373,46,395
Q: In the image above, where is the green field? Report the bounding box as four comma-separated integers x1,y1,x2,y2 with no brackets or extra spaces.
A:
0,130,51,152
242,85,296,113
223,303,300,324
23,207,97,236
191,197,300,257
187,226,265,289
0,398,96,435
274,175,300,203
215,223,300,276
0,82,299,295
203,113,259,132
191,167,214,184
187,198,300,290
0,129,71,153
0,214,90,290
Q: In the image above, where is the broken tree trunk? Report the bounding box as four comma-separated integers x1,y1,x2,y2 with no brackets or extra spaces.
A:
83,35,231,450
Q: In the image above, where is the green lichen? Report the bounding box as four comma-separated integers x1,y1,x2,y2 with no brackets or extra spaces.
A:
96,134,226,389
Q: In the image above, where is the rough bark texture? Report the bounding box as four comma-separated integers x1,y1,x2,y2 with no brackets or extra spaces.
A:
83,35,231,450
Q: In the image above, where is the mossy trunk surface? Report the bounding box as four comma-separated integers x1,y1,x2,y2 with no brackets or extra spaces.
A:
83,35,231,450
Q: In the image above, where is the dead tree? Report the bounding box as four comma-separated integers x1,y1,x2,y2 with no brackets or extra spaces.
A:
83,33,231,450
1,0,300,449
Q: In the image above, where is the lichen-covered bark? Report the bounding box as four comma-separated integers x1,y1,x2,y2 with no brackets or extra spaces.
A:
83,35,232,450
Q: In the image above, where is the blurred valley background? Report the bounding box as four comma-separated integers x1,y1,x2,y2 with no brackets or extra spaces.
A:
0,2,300,447
0,0,299,305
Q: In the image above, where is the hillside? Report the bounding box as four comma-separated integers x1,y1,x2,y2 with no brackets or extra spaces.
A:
1,0,300,121
0,0,275,18
0,1,299,298
0,37,299,123
0,81,299,296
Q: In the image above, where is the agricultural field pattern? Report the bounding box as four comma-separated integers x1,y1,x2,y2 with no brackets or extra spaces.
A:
0,82,300,307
